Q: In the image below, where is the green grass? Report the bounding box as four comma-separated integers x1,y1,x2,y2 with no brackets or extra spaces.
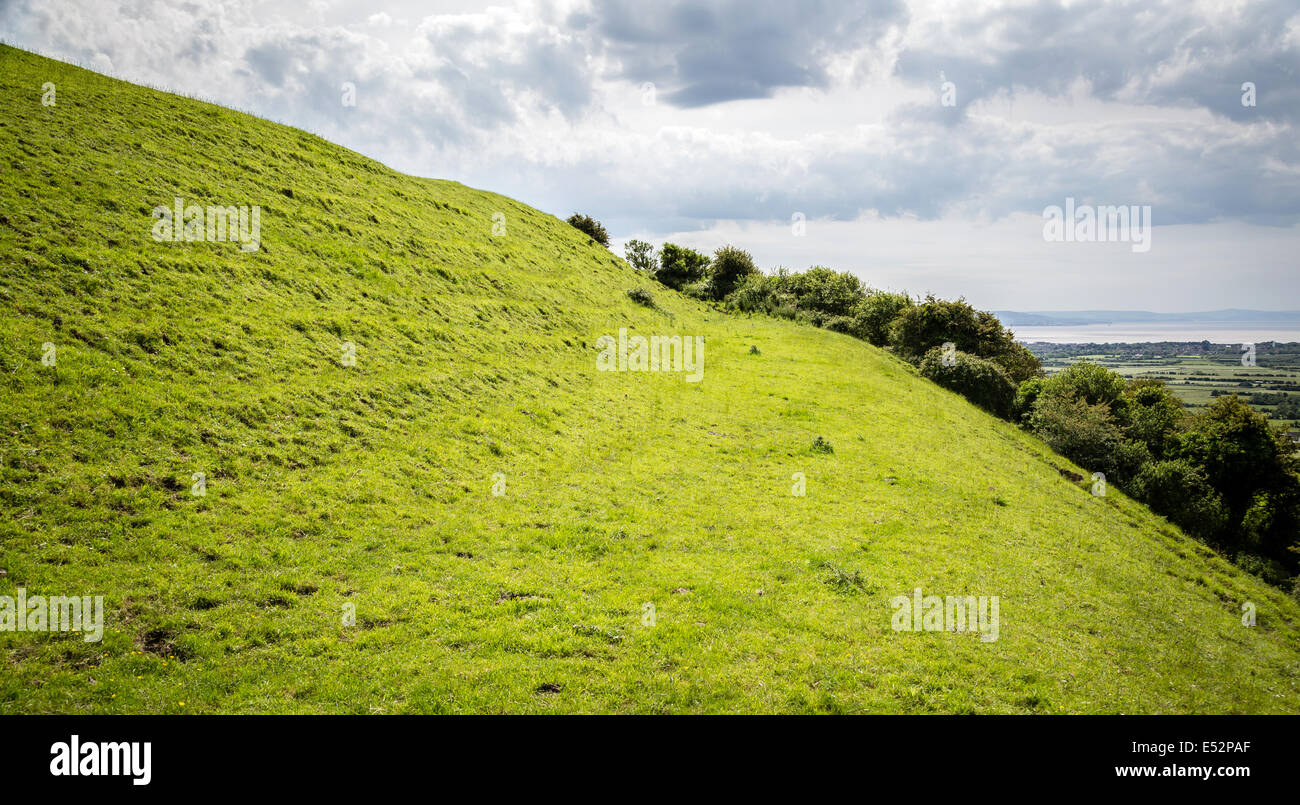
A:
2,44,1299,714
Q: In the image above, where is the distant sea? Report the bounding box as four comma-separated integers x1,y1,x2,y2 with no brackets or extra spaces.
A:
1011,323,1300,344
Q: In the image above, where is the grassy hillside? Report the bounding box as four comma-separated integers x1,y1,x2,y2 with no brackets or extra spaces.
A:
2,44,1298,714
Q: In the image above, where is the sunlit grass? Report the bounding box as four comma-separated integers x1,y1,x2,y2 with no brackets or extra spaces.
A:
2,45,1299,713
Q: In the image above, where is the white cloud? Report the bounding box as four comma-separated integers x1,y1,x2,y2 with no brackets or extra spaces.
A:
1,0,1296,310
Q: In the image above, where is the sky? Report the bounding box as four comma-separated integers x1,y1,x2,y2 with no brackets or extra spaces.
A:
2,0,1298,311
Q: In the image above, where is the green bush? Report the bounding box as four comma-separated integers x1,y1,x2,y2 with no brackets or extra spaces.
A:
1234,553,1291,587
625,287,656,308
566,213,609,246
1119,378,1184,458
1013,377,1045,423
890,296,1041,383
708,245,759,300
852,291,912,347
1177,395,1300,565
777,267,864,317
1041,361,1126,409
1130,459,1228,541
654,243,710,289
1028,393,1149,483
680,279,715,301
724,273,776,313
822,315,863,338
919,347,1016,419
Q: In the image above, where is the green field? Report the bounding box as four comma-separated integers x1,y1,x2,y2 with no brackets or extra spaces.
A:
3,45,1299,714
1030,343,1300,431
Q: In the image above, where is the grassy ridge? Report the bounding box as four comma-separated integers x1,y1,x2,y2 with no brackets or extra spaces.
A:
2,45,1298,713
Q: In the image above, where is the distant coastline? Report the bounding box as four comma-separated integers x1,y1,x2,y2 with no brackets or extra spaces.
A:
995,310,1300,344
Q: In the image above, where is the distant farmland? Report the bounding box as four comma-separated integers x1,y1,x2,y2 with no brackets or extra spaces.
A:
1025,341,1300,430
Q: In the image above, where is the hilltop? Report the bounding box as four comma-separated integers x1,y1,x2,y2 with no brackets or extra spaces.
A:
1,45,1298,713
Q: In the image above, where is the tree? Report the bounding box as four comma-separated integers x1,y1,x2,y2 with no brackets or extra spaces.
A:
566,213,609,246
1119,378,1184,458
1176,395,1300,563
653,243,710,289
624,239,656,273
708,245,759,299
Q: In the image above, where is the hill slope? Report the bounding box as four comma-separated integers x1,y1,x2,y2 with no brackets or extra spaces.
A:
1,45,1298,713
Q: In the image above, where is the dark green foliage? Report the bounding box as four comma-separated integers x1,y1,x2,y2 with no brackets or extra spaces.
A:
889,296,1041,384
1027,394,1149,485
566,213,609,246
724,273,777,313
1130,460,1229,540
1176,396,1300,562
1119,379,1184,458
1234,553,1292,587
919,347,1016,418
653,243,710,289
1013,377,1045,423
624,239,655,272
707,245,759,300
811,436,834,454
1040,361,1126,409
625,287,656,308
822,315,862,337
853,291,913,347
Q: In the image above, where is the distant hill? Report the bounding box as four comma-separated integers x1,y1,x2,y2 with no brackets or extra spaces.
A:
3,45,1299,714
995,310,1300,326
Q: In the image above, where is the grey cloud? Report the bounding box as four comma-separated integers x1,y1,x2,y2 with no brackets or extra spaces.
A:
589,0,907,107
895,0,1300,124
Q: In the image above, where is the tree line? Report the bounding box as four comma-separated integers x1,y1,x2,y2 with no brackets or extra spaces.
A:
603,228,1300,594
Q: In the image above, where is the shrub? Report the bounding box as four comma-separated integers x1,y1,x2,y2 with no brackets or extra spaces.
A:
708,245,760,299
1119,378,1184,458
724,273,776,313
654,243,710,289
890,296,1041,383
566,213,609,246
919,347,1016,419
625,288,656,308
680,279,715,300
795,309,826,328
1177,395,1300,565
1013,377,1046,423
811,436,834,454
1028,393,1149,483
624,239,656,272
853,291,912,347
1041,361,1126,409
777,267,864,317
822,315,862,338
1234,553,1291,587
1130,459,1229,541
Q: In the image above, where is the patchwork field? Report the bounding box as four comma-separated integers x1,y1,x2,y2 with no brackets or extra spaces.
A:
1029,342,1300,431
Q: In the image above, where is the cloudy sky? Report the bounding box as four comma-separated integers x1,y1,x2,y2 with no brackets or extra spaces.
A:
3,0,1298,311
